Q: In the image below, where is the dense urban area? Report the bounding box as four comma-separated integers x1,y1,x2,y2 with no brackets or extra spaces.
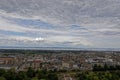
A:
0,49,120,80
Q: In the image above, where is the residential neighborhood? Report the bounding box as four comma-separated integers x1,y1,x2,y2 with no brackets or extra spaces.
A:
0,50,119,71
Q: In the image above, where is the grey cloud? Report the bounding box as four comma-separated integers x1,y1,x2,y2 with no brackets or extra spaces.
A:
0,0,120,48
0,0,120,25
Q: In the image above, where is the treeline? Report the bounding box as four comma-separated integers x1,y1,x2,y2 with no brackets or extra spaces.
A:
0,65,120,80
77,71,120,80
93,64,120,71
0,49,110,54
0,67,58,80
76,64,120,80
0,49,79,54
0,49,58,54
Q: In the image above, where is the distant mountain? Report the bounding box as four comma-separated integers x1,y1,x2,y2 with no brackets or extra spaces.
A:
0,46,120,51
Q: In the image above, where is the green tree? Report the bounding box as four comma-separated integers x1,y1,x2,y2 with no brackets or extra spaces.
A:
104,64,108,71
37,70,46,79
16,71,27,80
0,68,6,76
4,68,16,80
27,67,35,78
47,73,58,80
31,77,39,80
78,73,87,80
0,77,6,80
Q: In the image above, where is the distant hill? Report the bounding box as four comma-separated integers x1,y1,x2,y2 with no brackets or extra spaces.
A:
0,46,120,51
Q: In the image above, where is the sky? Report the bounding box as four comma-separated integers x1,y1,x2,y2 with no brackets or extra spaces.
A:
0,0,120,48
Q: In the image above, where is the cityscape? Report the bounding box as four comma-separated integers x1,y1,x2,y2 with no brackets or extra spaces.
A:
0,49,120,80
0,0,120,80
0,49,120,71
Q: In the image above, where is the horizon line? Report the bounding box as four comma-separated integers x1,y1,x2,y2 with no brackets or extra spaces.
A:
0,46,120,51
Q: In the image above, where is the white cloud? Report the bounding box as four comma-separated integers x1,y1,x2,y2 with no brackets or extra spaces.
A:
44,36,92,46
34,37,44,41
0,36,45,44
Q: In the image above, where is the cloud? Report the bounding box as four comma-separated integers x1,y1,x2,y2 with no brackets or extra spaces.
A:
0,0,120,25
34,37,44,41
0,36,44,42
0,34,92,47
0,0,120,48
44,36,92,46
0,17,69,35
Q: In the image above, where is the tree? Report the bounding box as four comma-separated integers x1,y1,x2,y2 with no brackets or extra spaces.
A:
115,65,120,70
27,67,35,78
93,64,99,71
16,71,27,80
104,64,108,71
31,77,39,80
47,73,58,80
4,68,16,80
37,70,46,79
0,68,6,76
78,73,87,80
0,77,6,80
